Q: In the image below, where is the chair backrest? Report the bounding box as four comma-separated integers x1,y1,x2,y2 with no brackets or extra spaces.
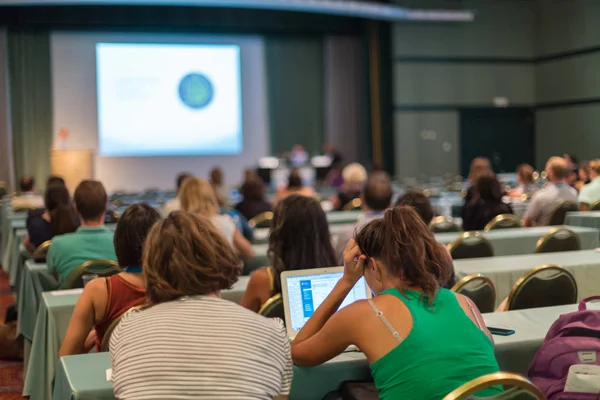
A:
548,201,578,225
451,274,496,313
591,200,600,211
534,227,581,253
258,293,285,324
31,240,51,262
342,198,362,211
63,260,122,289
484,214,521,231
430,216,462,233
443,372,546,400
100,305,143,352
248,211,274,229
448,232,494,260
506,264,577,311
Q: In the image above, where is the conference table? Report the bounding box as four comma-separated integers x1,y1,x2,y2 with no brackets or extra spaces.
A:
565,211,600,231
52,303,598,400
454,250,600,306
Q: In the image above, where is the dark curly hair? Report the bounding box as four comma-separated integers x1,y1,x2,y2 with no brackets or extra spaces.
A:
268,195,337,293
143,211,242,304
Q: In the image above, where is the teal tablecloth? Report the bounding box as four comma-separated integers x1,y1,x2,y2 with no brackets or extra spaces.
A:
455,249,600,306
54,303,600,400
565,211,600,231
435,226,600,256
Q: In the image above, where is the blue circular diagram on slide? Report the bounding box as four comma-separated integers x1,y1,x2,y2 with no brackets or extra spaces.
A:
178,73,214,109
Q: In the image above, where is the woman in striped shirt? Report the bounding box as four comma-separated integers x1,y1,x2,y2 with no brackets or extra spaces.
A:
110,211,293,400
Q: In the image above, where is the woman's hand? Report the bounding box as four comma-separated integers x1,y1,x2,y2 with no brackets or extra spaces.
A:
342,239,366,285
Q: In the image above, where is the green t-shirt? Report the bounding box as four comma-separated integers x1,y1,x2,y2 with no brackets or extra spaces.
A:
370,288,502,400
47,226,117,287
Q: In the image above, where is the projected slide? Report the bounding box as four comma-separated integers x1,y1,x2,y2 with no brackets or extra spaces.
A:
96,43,242,156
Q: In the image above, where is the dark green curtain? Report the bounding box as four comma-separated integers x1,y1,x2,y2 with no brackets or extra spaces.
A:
265,36,324,156
7,29,53,189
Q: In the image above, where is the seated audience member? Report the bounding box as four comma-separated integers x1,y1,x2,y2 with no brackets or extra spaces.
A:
241,195,337,312
291,207,500,400
464,157,492,204
334,174,392,258
331,163,368,211
462,174,513,231
577,161,592,191
210,167,228,206
47,175,66,187
58,204,160,357
578,160,600,211
47,180,117,286
110,212,292,399
508,164,535,198
563,153,577,167
23,183,79,252
522,157,578,226
162,172,191,215
273,169,315,206
235,176,272,221
11,175,44,210
395,191,456,289
180,177,254,258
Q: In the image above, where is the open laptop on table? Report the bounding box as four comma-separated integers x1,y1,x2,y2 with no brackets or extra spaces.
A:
281,266,372,350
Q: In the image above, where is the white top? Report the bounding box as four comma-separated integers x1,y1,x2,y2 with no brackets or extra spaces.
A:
110,296,293,399
11,193,44,211
210,214,236,244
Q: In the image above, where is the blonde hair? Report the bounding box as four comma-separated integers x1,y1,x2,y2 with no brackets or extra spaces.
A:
468,157,491,182
517,164,534,184
179,177,220,216
342,163,367,185
590,160,600,175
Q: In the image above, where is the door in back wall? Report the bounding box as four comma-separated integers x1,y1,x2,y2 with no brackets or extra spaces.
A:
459,108,535,177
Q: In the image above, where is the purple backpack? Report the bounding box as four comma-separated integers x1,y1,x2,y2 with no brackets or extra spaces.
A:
528,296,600,400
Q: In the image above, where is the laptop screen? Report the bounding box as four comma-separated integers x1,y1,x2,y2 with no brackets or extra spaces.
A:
285,272,369,332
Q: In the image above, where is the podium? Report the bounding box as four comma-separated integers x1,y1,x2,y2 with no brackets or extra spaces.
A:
50,149,94,191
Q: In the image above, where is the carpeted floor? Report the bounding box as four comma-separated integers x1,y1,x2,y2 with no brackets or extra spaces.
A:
0,269,24,399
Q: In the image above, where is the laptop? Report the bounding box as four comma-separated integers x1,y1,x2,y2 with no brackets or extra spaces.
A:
281,266,372,341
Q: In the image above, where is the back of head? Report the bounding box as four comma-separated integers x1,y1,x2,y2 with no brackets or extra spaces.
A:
179,177,220,216
46,176,65,187
288,170,303,189
143,211,242,304
517,164,534,185
240,177,265,202
362,174,393,211
394,190,434,225
74,180,107,221
20,175,35,193
114,204,161,268
176,173,192,192
269,195,337,292
475,173,503,202
354,206,450,302
45,183,79,236
546,156,569,181
469,157,491,182
342,163,368,186
210,167,223,186
563,153,577,166
589,160,600,177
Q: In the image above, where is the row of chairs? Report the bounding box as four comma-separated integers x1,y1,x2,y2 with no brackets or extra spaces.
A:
452,265,577,313
447,227,581,260
431,214,522,234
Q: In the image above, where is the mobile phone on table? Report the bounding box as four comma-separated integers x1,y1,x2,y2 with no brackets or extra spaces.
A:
488,327,515,336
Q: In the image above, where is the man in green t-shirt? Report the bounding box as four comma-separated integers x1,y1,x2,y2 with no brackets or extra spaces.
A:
48,180,116,287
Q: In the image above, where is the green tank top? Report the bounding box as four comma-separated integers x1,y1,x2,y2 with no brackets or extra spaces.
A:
369,288,502,400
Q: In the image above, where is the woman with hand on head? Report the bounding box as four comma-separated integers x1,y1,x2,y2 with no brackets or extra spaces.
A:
291,206,501,400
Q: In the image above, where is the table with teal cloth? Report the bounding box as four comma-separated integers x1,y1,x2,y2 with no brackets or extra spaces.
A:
22,279,250,400
53,303,599,400
435,226,600,256
565,211,600,231
454,249,600,306
3,217,27,286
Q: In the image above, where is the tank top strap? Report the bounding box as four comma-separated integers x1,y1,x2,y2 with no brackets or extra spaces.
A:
367,298,402,343
266,266,275,293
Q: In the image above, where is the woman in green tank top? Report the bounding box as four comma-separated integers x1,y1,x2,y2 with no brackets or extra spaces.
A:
291,206,502,399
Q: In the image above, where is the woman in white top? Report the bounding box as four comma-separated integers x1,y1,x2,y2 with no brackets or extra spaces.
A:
179,177,254,259
110,212,292,400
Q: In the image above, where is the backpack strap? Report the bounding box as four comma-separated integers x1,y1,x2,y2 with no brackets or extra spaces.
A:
578,296,600,311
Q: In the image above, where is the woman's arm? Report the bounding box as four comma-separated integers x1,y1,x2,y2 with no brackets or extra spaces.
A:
58,278,107,357
291,240,366,367
455,293,494,344
23,233,35,253
233,229,255,259
240,270,269,312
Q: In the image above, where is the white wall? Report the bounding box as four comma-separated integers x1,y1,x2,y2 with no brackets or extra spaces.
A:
51,31,269,192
